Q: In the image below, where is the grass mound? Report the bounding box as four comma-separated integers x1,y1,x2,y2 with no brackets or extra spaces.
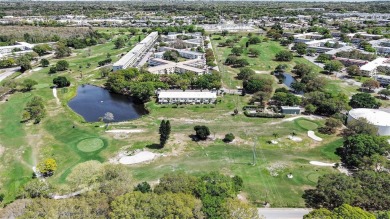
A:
77,138,104,152
296,119,318,131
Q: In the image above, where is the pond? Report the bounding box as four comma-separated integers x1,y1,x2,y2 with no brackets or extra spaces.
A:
281,73,304,94
68,85,148,122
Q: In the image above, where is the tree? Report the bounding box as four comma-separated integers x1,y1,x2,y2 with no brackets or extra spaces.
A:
378,89,390,99
237,67,255,80
362,79,380,91
336,134,390,169
222,199,263,219
134,182,151,193
17,55,32,72
53,76,70,88
275,50,293,61
221,30,228,36
231,46,244,56
162,50,180,62
154,172,200,195
324,60,343,74
243,77,273,94
294,42,307,56
55,60,69,71
319,118,343,134
110,192,204,219
223,133,235,143
23,96,46,123
40,58,49,67
349,93,381,109
159,120,171,147
54,43,71,58
248,36,261,44
347,65,362,77
22,79,38,91
316,54,332,63
194,125,210,140
49,66,57,74
33,44,51,56
67,160,104,190
37,158,57,177
23,179,52,198
343,118,378,137
304,204,375,219
272,92,301,106
293,63,313,78
114,37,126,49
248,47,260,57
100,67,111,78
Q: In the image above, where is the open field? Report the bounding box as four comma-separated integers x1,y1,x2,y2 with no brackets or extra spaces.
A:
211,33,322,89
0,30,343,207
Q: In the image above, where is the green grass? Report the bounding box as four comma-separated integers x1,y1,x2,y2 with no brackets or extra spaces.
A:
76,138,105,152
211,34,322,89
0,31,346,207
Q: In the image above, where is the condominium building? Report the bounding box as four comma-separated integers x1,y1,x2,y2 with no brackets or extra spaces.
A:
157,90,217,104
112,32,158,71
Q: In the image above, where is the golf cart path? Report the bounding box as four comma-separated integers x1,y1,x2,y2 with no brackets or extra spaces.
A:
310,161,335,166
307,131,323,141
52,87,60,105
105,129,144,133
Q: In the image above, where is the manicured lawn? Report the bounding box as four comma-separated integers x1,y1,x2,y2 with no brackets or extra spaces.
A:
211,34,322,89
0,30,344,207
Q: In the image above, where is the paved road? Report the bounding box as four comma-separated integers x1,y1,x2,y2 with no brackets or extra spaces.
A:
0,67,20,82
258,208,311,219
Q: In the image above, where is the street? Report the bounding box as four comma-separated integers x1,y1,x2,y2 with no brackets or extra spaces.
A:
258,208,311,219
0,66,20,82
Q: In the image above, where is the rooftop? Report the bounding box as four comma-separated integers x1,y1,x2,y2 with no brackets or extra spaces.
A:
158,91,216,99
360,58,389,72
349,108,390,126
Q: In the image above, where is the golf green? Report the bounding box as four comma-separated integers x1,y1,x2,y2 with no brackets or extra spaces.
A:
77,138,104,152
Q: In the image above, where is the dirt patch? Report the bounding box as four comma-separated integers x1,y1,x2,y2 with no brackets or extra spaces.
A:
0,144,5,156
237,192,249,203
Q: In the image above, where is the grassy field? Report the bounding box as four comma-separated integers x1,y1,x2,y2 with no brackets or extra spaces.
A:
0,30,344,207
211,33,322,89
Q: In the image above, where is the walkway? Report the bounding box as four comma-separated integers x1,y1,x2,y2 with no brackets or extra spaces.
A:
0,67,20,82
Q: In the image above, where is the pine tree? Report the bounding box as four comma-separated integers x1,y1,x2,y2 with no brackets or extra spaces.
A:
159,120,170,148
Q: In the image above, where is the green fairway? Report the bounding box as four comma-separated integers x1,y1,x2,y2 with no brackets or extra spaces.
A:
295,119,319,131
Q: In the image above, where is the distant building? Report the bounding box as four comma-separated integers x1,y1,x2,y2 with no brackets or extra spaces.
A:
281,106,301,115
157,90,217,104
374,75,390,86
360,57,390,76
0,42,34,55
369,39,390,55
148,58,207,75
112,32,158,71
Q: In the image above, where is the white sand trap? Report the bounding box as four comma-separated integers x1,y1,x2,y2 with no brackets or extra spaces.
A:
119,151,157,165
308,131,322,141
271,140,278,144
106,129,144,133
288,135,302,142
310,161,335,167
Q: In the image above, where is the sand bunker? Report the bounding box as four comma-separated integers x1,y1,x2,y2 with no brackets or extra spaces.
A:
308,131,323,141
288,135,302,142
310,161,335,166
119,151,157,165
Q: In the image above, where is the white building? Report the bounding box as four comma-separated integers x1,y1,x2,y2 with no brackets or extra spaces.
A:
347,108,390,136
370,39,390,55
360,57,390,76
157,90,217,104
0,42,34,55
112,32,158,71
148,58,207,75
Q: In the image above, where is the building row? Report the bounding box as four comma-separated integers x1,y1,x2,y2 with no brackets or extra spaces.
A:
112,32,158,71
157,90,217,104
148,58,207,75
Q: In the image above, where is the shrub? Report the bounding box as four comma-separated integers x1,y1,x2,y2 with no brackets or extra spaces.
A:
194,125,210,140
223,133,235,142
53,76,70,88
244,111,285,118
55,60,69,71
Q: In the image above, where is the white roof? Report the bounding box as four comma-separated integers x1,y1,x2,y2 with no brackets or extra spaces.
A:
158,91,216,99
349,108,390,126
360,58,389,72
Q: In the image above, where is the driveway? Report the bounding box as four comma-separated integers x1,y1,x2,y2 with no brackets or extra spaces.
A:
0,67,20,82
258,208,311,219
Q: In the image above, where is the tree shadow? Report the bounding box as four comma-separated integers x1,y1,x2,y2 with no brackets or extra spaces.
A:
146,144,162,150
188,134,200,142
